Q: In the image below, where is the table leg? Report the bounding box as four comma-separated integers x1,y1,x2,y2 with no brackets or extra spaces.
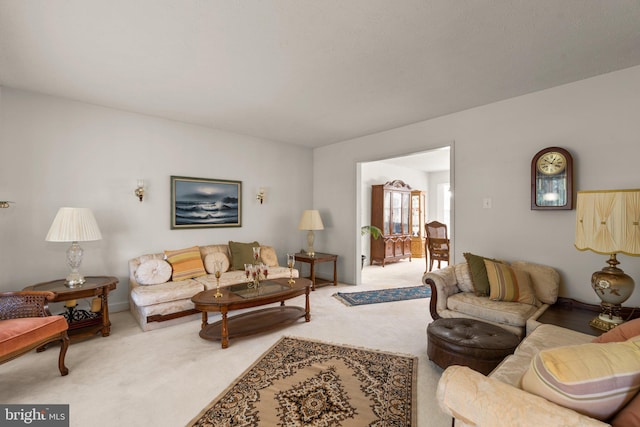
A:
101,287,111,337
221,307,229,349
305,287,311,322
310,261,316,291
201,311,208,330
332,258,337,286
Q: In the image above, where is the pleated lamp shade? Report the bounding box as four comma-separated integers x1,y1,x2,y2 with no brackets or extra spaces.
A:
46,207,102,242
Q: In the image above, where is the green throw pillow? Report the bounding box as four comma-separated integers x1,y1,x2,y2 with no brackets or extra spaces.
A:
463,252,501,296
228,241,260,271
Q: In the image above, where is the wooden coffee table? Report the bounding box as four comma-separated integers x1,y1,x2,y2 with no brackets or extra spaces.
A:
191,277,311,348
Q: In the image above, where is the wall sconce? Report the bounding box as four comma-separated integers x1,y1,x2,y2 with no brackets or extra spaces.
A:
256,188,265,204
134,180,145,202
0,201,14,208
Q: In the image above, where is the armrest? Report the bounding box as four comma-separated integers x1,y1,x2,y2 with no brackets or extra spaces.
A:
437,365,608,427
422,265,458,320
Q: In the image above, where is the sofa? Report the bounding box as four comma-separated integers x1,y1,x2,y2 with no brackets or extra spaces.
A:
422,254,560,338
436,320,640,426
129,242,298,331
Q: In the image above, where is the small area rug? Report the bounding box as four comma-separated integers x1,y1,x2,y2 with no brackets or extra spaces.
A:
333,286,431,307
188,336,417,426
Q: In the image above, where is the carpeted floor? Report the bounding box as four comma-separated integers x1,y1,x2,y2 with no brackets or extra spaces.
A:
333,285,431,306
0,261,450,427
189,336,417,426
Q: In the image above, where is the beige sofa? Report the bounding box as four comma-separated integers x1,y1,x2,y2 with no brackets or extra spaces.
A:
436,323,606,426
422,260,559,338
129,243,298,331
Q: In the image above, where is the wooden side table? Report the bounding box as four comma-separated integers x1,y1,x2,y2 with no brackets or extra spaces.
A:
24,276,118,341
295,252,338,291
537,297,640,336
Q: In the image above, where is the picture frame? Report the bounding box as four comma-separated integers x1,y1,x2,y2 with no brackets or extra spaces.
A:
170,176,242,229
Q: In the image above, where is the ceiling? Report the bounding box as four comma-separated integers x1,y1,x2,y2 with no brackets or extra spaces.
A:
1,1,640,148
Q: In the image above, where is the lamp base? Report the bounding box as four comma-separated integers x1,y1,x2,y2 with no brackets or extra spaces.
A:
65,272,85,288
589,314,624,331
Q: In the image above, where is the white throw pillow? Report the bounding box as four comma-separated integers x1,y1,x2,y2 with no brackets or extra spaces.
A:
135,259,172,285
204,252,230,274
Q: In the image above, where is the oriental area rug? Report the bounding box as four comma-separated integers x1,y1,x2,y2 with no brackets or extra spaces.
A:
188,336,417,426
333,286,431,307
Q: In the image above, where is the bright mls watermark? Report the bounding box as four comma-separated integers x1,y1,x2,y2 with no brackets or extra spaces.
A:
0,405,69,426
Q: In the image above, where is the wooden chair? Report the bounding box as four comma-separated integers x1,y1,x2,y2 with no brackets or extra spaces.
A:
425,221,450,272
0,291,70,376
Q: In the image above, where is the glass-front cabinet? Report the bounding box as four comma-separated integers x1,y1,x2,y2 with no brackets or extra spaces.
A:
410,190,426,258
370,180,412,266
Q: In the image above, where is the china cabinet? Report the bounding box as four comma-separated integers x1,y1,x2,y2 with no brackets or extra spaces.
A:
410,190,426,258
370,180,412,266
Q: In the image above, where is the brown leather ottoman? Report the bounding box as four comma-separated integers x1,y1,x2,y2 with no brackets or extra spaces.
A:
427,318,520,375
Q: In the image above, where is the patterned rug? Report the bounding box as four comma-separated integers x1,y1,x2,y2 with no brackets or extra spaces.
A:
188,336,417,426
332,286,431,307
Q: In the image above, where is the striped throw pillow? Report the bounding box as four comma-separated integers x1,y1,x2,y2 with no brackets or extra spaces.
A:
484,259,538,305
164,246,206,281
522,338,640,420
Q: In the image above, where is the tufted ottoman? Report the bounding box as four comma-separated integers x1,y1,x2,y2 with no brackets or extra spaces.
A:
427,318,520,375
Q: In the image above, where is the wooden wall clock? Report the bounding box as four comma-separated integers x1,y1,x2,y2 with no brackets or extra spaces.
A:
531,146,573,210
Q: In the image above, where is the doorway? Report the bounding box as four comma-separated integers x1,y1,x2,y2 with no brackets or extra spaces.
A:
357,146,452,286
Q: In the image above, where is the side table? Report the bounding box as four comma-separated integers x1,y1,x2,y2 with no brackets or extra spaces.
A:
537,297,640,336
23,276,118,341
295,252,338,291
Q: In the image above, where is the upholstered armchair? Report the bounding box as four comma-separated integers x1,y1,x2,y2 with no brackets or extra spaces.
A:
0,291,70,376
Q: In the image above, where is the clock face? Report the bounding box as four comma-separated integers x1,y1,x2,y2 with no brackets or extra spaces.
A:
536,152,566,175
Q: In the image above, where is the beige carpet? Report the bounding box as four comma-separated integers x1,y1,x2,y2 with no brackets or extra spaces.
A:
189,336,417,426
0,260,451,427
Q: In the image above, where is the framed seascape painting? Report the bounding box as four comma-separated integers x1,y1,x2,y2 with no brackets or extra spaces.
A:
171,176,242,229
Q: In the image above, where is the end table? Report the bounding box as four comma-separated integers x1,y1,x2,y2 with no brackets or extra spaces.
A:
537,297,640,336
23,276,118,341
295,252,338,291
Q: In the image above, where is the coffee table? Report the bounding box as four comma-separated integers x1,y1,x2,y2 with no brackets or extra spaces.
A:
191,277,311,348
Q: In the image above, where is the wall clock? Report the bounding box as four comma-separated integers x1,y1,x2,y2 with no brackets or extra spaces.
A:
531,146,573,210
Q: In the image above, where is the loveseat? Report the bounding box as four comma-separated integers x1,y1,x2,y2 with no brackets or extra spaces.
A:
422,254,559,338
129,242,298,331
436,320,640,426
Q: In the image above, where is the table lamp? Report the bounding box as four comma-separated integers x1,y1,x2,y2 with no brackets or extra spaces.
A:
575,189,640,330
298,210,324,257
46,207,103,287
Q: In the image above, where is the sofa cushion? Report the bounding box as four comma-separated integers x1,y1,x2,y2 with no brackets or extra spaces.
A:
453,262,474,293
592,318,640,343
485,260,538,306
522,338,640,420
0,316,68,357
164,246,207,281
135,259,173,285
510,261,559,305
490,324,594,388
260,245,279,267
464,252,501,296
228,241,260,270
203,252,230,274
447,292,538,327
130,279,204,306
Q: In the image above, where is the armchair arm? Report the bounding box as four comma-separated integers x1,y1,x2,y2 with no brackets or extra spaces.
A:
422,265,458,320
437,366,608,427
0,291,55,320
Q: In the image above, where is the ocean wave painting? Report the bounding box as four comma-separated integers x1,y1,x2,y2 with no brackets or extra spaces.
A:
171,176,241,228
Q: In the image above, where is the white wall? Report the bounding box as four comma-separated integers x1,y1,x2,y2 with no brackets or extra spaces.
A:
427,170,449,223
0,88,313,312
315,65,640,306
